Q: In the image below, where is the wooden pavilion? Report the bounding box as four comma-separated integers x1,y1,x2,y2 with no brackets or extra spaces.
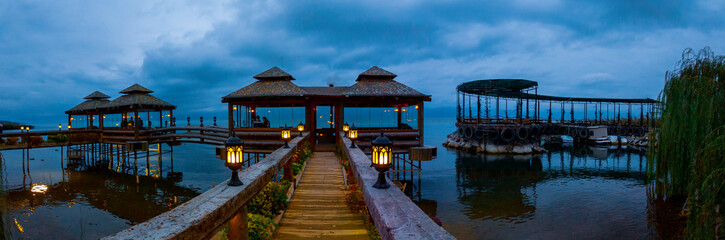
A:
222,66,431,152
66,91,112,129
102,84,176,139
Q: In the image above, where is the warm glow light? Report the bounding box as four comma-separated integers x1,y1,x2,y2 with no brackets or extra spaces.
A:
343,123,349,132
58,124,62,130
297,123,304,131
226,145,243,164
372,146,391,165
415,105,419,109
31,184,48,194
349,129,358,140
233,106,238,110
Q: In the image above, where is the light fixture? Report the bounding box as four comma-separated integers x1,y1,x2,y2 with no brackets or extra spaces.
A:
58,124,62,131
371,131,393,189
343,122,349,136
297,122,304,137
349,124,358,148
225,132,244,186
281,125,291,148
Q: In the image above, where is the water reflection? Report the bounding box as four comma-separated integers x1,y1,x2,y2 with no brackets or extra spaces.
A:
1,143,226,239
435,145,683,239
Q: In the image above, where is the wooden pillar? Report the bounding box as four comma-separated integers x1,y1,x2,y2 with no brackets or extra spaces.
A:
134,110,139,140
228,103,234,137
227,206,249,240
417,101,424,147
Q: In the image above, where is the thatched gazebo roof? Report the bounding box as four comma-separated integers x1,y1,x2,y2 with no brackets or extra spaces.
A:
223,66,431,103
66,91,112,114
223,67,305,101
103,84,176,111
254,66,295,81
84,91,112,100
345,66,430,100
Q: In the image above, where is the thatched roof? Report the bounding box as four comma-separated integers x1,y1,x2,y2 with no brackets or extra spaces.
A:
356,66,397,81
84,91,111,100
224,80,306,99
223,66,430,101
254,67,295,81
103,84,175,110
66,99,111,114
346,66,429,98
120,83,154,94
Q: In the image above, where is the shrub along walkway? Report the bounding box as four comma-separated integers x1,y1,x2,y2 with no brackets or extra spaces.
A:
273,152,369,240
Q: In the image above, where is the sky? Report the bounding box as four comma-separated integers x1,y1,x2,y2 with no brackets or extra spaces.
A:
2,0,725,127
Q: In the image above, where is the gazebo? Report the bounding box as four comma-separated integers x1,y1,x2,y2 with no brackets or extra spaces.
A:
65,91,112,129
101,84,176,139
222,66,431,151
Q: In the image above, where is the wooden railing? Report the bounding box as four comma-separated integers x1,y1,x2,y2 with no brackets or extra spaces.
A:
339,135,455,240
102,133,309,240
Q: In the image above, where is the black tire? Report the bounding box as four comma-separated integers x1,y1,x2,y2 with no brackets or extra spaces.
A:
475,125,486,139
464,126,475,139
487,127,500,141
634,127,642,136
530,126,541,139
569,127,577,137
579,128,589,139
516,127,529,141
616,126,622,135
501,128,515,142
457,126,464,137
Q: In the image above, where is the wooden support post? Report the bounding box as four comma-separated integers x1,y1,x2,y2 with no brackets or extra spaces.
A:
228,103,234,137
418,101,424,147
227,205,249,240
134,110,139,140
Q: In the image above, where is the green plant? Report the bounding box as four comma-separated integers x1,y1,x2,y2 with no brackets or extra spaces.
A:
29,136,44,146
345,187,381,239
47,134,68,143
248,182,289,219
648,47,725,239
247,213,275,240
291,163,302,176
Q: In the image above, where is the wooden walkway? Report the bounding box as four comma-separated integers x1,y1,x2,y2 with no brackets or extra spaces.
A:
274,152,369,240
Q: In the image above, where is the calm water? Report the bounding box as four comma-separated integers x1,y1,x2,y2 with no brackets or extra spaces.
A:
1,117,684,239
418,117,685,239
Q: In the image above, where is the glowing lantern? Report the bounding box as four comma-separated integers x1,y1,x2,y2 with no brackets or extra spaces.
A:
343,122,350,136
348,124,358,148
371,131,393,189
297,122,305,136
58,124,62,131
224,132,244,186
281,125,291,148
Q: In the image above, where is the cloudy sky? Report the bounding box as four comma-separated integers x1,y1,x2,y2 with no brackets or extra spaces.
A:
2,0,724,126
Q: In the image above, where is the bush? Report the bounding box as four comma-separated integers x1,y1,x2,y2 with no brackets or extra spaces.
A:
292,163,302,176
5,137,18,145
47,134,68,143
29,136,44,147
248,182,289,219
247,213,275,240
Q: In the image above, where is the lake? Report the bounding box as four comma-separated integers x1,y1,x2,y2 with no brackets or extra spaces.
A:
0,117,684,239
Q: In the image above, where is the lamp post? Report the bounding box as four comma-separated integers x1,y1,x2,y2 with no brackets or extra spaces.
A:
59,124,62,131
371,131,393,189
281,125,291,148
297,122,305,137
343,122,350,136
225,132,244,186
349,124,358,148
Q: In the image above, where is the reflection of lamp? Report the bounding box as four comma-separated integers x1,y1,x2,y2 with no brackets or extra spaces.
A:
225,132,244,186
31,184,48,194
297,122,305,137
343,122,350,136
349,124,358,148
371,131,392,189
281,125,291,148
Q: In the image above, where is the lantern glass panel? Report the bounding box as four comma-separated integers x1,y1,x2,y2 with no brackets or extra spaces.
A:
349,129,358,139
226,145,244,164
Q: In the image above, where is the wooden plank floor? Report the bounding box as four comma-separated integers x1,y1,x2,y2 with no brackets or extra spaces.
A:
274,152,369,240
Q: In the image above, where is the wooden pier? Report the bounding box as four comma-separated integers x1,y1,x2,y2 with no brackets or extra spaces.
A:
274,152,368,239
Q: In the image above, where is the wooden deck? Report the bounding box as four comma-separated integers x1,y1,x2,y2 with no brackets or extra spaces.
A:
274,152,369,240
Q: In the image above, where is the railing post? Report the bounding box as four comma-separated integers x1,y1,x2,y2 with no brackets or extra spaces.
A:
227,205,249,240
283,159,293,182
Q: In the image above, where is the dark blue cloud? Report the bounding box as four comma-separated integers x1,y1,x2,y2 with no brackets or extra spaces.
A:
2,0,725,128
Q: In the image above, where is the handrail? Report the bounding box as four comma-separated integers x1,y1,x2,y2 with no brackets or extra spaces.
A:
103,133,309,239
339,135,455,240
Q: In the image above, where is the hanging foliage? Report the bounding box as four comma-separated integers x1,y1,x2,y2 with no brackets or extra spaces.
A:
648,47,725,239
